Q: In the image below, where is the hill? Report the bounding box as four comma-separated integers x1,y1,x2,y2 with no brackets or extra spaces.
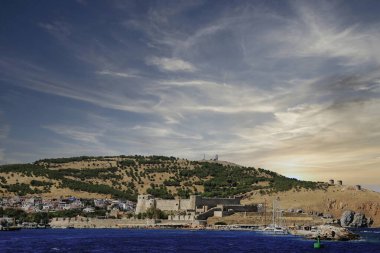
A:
1,155,379,226
0,155,325,201
242,185,380,227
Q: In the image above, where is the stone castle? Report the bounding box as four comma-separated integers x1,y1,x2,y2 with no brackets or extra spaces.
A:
135,194,241,214
135,194,257,220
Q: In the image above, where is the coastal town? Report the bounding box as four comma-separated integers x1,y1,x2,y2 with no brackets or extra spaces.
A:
0,193,372,241
0,195,135,229
0,196,135,213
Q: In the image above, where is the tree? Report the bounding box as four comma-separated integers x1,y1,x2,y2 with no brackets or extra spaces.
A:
145,207,167,219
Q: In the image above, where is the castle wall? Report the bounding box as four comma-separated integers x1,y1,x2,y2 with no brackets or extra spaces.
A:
156,199,180,211
179,199,193,210
168,213,195,221
136,195,242,214
196,197,241,208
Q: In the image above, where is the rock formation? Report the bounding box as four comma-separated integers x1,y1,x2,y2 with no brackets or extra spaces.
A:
352,213,365,227
340,210,354,226
296,225,359,241
316,225,359,241
340,210,371,227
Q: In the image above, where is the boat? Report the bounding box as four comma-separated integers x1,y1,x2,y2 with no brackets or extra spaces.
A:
261,225,288,235
37,224,50,229
258,199,288,235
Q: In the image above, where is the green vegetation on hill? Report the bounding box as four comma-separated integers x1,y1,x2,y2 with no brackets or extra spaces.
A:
4,183,43,196
147,185,174,199
60,179,136,201
0,164,61,178
0,155,327,201
36,156,103,164
0,163,137,200
57,168,122,181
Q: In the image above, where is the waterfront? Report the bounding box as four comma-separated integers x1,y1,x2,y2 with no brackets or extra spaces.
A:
0,228,379,252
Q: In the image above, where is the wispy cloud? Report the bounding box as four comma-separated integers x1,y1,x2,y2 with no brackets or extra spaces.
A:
43,125,104,144
97,70,139,78
157,79,222,87
1,0,380,186
265,2,380,66
132,125,202,140
38,21,72,39
146,56,196,72
0,57,155,113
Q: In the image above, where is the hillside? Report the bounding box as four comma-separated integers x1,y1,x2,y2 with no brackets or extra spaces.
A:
0,155,325,201
242,185,380,227
1,155,379,226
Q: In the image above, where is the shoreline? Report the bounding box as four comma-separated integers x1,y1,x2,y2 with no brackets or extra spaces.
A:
6,222,365,241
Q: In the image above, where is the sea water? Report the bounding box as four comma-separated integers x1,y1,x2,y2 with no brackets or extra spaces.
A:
0,228,379,252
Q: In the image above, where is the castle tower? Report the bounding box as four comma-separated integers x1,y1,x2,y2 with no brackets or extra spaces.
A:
135,194,155,214
355,185,361,190
329,179,334,185
337,180,343,186
189,195,202,211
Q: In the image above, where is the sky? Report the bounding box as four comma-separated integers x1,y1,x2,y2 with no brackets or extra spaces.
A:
0,0,380,191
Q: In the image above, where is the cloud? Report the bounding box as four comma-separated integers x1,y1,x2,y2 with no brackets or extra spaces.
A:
43,125,104,144
158,79,222,87
146,56,196,72
131,125,202,140
38,21,71,38
97,70,139,78
231,97,380,181
2,0,380,186
265,1,380,66
0,57,156,113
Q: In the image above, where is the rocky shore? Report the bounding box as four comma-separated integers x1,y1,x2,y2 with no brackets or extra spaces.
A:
290,225,359,241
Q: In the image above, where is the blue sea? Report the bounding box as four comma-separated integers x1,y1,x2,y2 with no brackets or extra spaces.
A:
0,228,379,252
